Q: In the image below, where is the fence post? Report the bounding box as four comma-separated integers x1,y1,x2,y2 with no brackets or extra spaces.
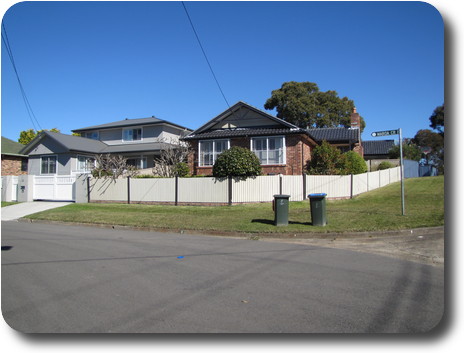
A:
302,173,306,200
127,176,131,204
175,175,179,206
228,176,233,205
350,174,354,199
279,174,283,195
87,176,91,203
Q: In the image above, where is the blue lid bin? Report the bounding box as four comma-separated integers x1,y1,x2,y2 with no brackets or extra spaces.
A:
308,193,327,226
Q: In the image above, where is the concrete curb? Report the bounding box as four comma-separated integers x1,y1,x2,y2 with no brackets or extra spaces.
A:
15,217,444,239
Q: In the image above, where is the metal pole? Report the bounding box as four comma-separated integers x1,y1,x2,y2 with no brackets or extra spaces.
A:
399,128,405,215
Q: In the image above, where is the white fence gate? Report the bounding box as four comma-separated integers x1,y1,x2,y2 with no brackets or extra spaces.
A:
33,175,76,201
1,176,19,202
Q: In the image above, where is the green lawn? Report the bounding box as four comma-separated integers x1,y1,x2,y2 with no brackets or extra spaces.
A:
25,176,444,234
1,202,18,207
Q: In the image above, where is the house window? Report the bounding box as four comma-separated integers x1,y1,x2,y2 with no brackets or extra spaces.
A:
77,155,96,172
82,131,99,140
41,156,57,174
251,136,285,165
123,128,142,142
199,139,229,166
21,158,28,172
127,157,147,169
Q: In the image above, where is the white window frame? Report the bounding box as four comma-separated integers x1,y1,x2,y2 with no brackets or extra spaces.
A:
40,155,58,175
76,155,96,173
250,136,286,165
122,127,143,142
198,139,230,167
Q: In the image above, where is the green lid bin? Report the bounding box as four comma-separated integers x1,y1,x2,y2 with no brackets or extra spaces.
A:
308,193,327,226
273,194,290,226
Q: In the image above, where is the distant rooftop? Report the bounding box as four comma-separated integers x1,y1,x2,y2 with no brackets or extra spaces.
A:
1,136,28,156
73,116,192,132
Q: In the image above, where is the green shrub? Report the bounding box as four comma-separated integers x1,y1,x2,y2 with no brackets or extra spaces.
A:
377,161,395,170
212,146,262,180
342,151,368,174
134,174,157,178
174,162,190,177
307,141,345,175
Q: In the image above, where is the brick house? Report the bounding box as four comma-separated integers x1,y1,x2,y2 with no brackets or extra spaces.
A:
1,136,28,176
183,101,363,176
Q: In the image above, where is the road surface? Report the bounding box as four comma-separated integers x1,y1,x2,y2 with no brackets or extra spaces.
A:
1,221,444,333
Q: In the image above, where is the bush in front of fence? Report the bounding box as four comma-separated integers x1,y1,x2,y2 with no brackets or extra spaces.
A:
212,146,262,181
377,161,395,170
343,151,368,175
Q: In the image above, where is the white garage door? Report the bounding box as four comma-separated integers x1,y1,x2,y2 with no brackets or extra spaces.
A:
33,175,76,201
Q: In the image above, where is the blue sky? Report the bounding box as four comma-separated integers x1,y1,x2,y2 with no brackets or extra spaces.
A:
1,1,444,143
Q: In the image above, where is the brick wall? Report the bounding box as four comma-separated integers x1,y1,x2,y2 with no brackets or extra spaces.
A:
1,155,28,176
187,134,314,176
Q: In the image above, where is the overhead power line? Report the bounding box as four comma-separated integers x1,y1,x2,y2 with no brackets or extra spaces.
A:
181,1,232,110
2,22,42,131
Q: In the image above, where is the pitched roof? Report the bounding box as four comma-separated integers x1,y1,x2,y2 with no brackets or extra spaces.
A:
1,136,28,156
72,117,192,133
20,131,178,155
20,131,108,155
183,101,306,140
307,127,360,142
363,140,395,155
183,127,304,140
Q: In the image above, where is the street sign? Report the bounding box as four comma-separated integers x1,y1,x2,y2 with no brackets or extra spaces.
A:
371,129,399,137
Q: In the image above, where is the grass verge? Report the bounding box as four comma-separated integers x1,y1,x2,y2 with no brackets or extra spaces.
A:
1,202,19,207
25,176,444,234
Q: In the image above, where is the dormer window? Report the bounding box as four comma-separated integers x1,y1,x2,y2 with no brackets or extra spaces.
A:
123,128,142,142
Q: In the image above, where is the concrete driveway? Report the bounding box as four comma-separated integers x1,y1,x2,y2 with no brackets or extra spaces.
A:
1,201,73,221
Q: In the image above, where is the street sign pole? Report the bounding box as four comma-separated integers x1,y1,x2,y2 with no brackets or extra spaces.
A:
399,128,405,216
371,128,405,216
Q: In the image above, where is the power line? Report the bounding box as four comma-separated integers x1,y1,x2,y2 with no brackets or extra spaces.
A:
2,22,42,131
181,1,232,110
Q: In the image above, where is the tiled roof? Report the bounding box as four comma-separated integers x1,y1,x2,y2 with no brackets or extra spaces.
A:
363,140,395,155
21,131,176,155
73,117,192,132
1,136,27,156
183,127,305,140
307,127,360,142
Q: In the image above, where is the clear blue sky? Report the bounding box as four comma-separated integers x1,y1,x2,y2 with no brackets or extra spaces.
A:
1,1,444,143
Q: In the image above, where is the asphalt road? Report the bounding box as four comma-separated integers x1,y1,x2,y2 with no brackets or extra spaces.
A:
1,221,444,333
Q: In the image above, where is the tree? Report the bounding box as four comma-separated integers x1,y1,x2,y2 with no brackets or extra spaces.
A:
92,154,139,180
342,151,367,175
152,137,193,177
307,141,346,175
264,81,366,131
18,128,60,144
429,104,444,135
212,146,262,180
388,142,422,161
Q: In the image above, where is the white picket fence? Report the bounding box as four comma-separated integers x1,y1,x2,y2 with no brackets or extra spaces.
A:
88,167,401,204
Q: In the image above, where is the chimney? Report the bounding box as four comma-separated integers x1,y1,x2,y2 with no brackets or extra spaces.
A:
350,107,360,129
